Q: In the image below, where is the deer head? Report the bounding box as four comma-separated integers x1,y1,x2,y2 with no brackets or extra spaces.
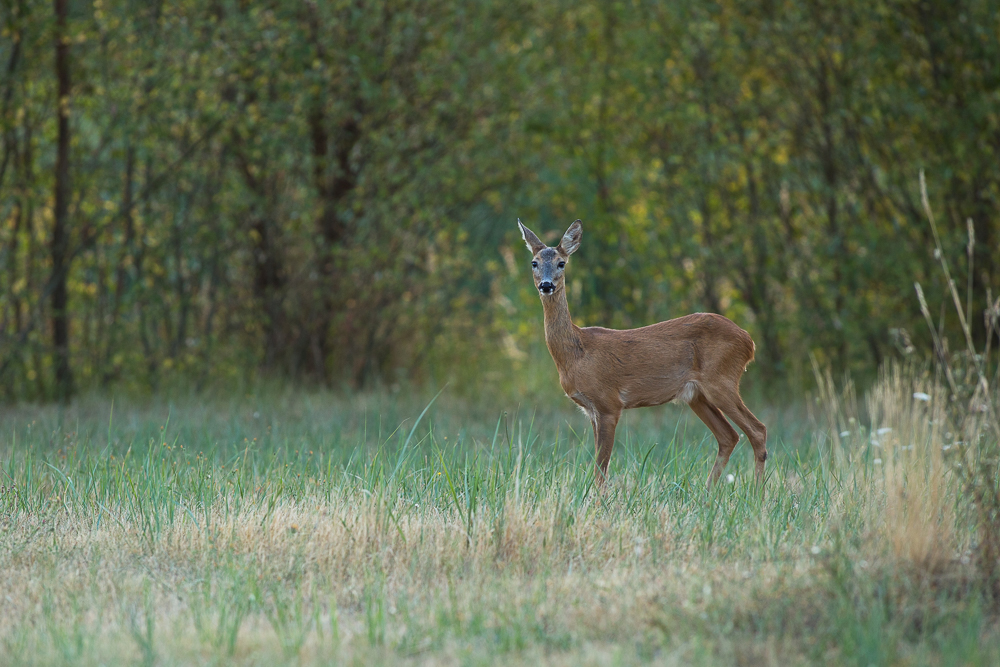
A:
517,219,582,296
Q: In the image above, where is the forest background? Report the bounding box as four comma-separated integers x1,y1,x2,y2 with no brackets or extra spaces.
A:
1,0,998,403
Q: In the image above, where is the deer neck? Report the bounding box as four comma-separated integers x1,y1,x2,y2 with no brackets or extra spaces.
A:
541,288,582,369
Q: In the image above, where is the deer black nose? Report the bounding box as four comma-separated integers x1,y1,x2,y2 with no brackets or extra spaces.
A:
538,281,555,294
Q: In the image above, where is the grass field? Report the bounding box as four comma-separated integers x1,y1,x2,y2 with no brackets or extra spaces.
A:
1,372,998,665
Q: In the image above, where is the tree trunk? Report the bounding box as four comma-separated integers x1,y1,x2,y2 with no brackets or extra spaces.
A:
309,104,359,384
51,0,74,401
102,145,135,385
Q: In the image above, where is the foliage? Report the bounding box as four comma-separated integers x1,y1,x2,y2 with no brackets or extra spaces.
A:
1,0,998,400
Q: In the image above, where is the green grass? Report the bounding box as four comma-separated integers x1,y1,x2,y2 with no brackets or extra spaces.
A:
1,386,997,666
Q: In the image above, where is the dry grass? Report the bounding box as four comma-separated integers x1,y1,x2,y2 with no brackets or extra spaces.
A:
869,368,956,572
1,372,998,665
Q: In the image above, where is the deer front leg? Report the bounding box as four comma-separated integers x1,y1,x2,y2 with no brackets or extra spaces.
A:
593,410,621,486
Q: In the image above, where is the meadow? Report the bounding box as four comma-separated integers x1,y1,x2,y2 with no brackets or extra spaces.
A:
1,367,998,666
4,3,998,663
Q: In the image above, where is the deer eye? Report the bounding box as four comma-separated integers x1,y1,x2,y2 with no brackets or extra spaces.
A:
558,261,565,268
531,261,538,268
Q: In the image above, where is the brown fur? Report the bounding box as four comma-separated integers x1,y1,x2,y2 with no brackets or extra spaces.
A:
519,219,767,487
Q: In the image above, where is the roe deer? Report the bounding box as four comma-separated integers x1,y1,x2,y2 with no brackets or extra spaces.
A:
517,219,767,487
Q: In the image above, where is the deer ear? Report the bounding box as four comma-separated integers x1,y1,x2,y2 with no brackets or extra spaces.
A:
557,220,582,255
518,219,545,254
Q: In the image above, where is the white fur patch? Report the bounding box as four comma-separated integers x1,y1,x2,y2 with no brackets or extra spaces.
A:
571,392,596,421
677,381,698,404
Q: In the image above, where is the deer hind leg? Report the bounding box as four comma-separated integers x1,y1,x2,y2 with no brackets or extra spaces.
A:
716,394,768,484
689,395,739,488
593,410,620,486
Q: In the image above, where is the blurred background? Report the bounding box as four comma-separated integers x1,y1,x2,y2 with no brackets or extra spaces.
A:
0,0,997,404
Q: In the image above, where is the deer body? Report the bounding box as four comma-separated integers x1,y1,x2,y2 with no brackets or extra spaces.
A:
520,219,767,487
